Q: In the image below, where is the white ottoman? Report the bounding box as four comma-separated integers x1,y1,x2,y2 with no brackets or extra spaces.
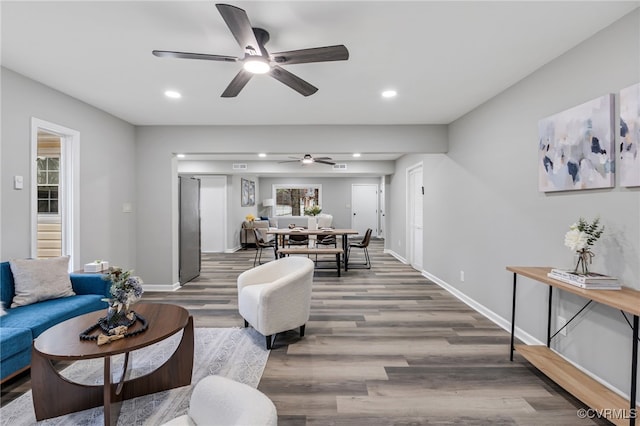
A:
161,375,277,426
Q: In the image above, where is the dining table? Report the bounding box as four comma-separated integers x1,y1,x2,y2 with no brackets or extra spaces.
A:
266,228,359,271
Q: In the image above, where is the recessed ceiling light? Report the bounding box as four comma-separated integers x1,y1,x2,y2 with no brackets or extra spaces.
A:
353,153,361,157
164,90,182,99
258,153,267,158
176,154,185,158
382,90,397,98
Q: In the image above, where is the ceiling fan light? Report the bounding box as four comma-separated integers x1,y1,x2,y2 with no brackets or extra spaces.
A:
302,158,314,164
243,57,270,74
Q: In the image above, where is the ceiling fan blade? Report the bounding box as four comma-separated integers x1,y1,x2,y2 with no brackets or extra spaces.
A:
315,160,336,165
314,157,333,161
221,69,253,97
271,45,349,65
152,50,238,62
269,65,318,96
215,4,263,55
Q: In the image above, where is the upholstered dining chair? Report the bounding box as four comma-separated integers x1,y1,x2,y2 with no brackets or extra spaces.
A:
316,214,336,247
237,256,315,349
347,228,373,269
287,232,309,247
253,228,276,267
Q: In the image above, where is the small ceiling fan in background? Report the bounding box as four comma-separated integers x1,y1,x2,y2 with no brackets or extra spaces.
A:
152,3,349,97
279,154,336,165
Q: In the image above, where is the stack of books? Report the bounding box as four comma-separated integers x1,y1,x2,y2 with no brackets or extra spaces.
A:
547,269,621,290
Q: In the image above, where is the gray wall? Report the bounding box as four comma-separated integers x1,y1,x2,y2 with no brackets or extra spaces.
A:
388,10,640,401
1,67,137,269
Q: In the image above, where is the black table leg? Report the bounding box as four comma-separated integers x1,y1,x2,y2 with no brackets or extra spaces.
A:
630,314,638,426
510,272,517,361
546,287,553,347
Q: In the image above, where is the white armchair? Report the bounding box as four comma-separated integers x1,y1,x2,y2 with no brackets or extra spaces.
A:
161,375,277,426
237,256,314,349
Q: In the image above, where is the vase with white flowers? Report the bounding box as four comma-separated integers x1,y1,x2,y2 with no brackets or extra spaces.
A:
564,217,604,275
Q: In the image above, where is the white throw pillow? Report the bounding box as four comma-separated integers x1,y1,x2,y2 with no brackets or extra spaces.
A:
9,256,75,307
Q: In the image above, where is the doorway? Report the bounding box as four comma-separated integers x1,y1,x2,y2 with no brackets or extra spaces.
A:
351,184,378,237
30,118,80,271
407,163,423,271
199,176,227,253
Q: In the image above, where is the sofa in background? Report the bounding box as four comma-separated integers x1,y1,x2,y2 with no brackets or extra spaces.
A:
0,261,110,382
273,216,309,229
241,220,272,247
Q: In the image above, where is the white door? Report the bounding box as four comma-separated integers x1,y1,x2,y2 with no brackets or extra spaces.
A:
200,176,226,252
351,184,378,237
407,164,423,271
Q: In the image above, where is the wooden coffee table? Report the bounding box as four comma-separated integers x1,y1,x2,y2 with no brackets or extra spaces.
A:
31,303,193,426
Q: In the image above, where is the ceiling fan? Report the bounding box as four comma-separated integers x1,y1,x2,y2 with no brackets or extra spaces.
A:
279,154,336,165
152,3,349,97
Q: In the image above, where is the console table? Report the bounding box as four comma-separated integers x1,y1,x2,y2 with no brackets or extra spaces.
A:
507,266,639,426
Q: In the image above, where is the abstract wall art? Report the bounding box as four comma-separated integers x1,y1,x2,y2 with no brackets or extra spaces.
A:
538,94,615,192
619,82,640,187
241,178,255,206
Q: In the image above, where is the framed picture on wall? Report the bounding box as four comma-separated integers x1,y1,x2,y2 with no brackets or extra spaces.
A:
538,94,614,192
241,178,255,206
620,82,640,187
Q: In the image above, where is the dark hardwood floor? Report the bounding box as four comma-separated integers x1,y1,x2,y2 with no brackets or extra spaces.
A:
1,239,606,425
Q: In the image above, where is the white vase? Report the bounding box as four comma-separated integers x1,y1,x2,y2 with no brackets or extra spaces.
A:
307,216,318,230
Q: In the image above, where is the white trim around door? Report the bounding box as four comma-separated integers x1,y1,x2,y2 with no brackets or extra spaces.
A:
30,118,80,271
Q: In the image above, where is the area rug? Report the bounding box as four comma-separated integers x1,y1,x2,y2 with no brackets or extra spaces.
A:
0,327,269,425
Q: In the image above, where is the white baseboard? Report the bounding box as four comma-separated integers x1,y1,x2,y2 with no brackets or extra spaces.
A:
418,268,637,406
421,270,543,346
225,246,241,253
143,281,181,292
384,249,407,264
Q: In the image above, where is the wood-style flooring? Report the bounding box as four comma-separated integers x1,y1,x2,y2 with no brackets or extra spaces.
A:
1,239,607,425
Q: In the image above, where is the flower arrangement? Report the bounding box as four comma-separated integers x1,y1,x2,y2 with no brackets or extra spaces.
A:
103,267,143,314
564,217,604,274
245,214,256,222
304,205,322,216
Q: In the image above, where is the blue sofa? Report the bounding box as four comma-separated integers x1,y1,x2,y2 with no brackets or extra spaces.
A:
0,261,110,382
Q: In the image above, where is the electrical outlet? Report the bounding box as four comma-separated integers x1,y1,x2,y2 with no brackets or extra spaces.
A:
557,316,567,336
460,271,465,282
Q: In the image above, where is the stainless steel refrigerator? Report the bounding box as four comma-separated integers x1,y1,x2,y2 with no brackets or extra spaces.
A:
179,176,201,284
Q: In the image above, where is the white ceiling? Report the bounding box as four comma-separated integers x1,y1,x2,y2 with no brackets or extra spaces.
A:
2,1,638,127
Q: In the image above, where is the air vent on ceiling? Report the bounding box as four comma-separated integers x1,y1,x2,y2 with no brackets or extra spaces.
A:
333,163,347,170
232,163,248,170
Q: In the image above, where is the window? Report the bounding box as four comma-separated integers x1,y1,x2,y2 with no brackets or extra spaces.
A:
273,185,322,216
37,157,59,214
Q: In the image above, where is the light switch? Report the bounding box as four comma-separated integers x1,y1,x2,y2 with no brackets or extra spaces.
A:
122,203,132,213
13,175,23,190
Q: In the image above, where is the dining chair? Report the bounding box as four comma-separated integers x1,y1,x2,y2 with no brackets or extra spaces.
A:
316,214,336,247
347,228,373,269
253,228,276,266
287,232,309,247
